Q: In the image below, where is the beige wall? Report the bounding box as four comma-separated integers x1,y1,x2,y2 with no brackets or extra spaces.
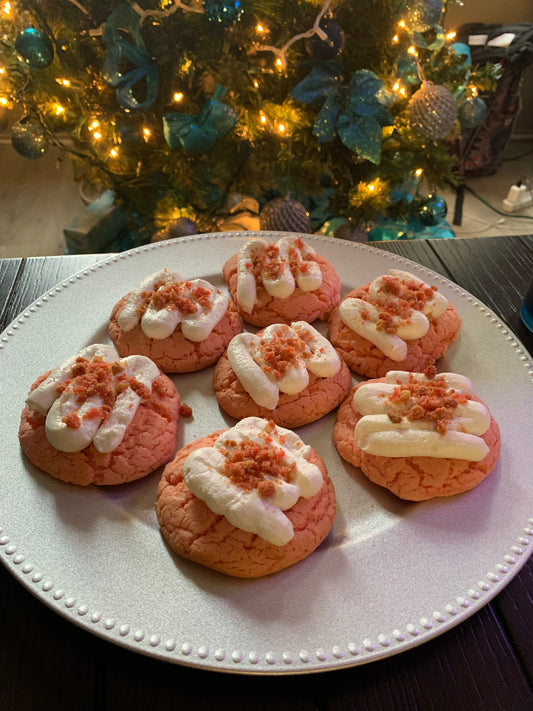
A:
445,0,533,135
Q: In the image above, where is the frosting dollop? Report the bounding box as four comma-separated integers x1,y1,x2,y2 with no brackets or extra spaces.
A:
353,369,491,461
25,344,160,453
117,269,228,342
236,236,322,313
227,321,341,409
183,417,323,545
339,269,449,361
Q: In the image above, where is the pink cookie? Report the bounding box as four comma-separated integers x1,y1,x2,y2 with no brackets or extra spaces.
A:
213,323,352,428
155,428,336,578
109,272,242,373
328,274,461,378
222,237,341,327
19,347,179,486
333,373,501,501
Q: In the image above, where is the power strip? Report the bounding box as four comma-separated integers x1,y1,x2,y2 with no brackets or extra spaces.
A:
502,184,533,212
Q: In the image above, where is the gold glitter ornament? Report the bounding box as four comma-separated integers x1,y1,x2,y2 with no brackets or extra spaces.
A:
408,82,458,140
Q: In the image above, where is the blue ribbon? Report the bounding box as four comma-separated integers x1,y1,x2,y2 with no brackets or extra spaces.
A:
291,66,393,164
163,86,238,154
102,3,158,110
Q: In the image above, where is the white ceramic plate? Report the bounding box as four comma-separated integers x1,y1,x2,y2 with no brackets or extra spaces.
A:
1,232,532,675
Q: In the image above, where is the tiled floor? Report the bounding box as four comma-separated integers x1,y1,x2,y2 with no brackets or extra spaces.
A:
0,138,532,258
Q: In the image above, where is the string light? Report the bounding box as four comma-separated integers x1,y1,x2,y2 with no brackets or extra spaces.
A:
142,126,151,140
253,80,259,88
109,148,119,158
0,97,8,105
256,23,266,34
3,2,11,15
277,122,286,134
398,20,406,29
92,131,102,140
407,45,417,56
54,103,65,115
259,112,267,125
414,168,423,178
56,78,71,87
0,67,6,75
446,31,456,41
392,34,399,44
173,91,184,103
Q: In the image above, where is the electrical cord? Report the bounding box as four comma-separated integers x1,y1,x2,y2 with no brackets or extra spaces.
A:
463,183,533,220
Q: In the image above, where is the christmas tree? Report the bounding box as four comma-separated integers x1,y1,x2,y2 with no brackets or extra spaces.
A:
0,0,497,248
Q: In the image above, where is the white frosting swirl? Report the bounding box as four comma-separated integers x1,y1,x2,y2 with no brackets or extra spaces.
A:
339,269,449,361
353,371,491,461
227,321,341,409
183,417,323,545
117,269,228,342
236,236,323,313
26,344,160,453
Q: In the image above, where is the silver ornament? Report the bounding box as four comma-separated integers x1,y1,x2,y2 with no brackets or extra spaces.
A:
408,82,458,140
259,197,311,233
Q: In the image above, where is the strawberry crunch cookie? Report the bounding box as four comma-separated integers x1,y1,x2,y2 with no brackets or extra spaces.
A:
222,235,341,327
333,367,501,501
109,269,241,372
156,417,336,577
214,321,352,428
19,344,180,486
328,269,461,378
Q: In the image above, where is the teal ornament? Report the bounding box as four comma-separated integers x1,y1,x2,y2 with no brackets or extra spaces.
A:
291,67,393,164
11,116,49,159
408,82,457,140
15,28,54,69
405,0,442,32
203,0,243,26
368,214,454,241
259,197,311,233
163,85,237,154
415,194,448,226
102,3,158,110
305,18,345,60
458,96,487,128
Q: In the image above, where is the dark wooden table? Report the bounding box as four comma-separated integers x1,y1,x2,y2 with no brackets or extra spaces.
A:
1,235,532,711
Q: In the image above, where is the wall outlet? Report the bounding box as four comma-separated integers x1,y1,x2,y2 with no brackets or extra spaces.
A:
502,184,533,212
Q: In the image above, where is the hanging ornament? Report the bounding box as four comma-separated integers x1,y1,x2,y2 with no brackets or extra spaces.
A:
15,28,54,69
11,116,49,159
415,194,448,226
151,217,198,242
203,0,243,26
305,17,345,61
404,0,443,32
458,96,487,129
408,82,457,140
259,197,311,233
334,221,368,242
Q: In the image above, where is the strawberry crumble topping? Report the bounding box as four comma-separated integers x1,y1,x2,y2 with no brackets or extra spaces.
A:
259,329,311,380
218,423,297,498
247,238,317,284
366,275,438,334
385,366,469,434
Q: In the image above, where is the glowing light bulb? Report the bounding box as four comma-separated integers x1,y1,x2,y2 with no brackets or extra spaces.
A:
54,104,65,115
256,23,265,33
143,127,151,140
93,131,102,140
393,81,401,91
89,120,100,131
414,168,423,178
3,2,11,15
398,20,406,28
276,57,283,68
173,91,184,103
253,80,259,88
259,112,267,125
56,78,71,87
109,148,119,158
0,97,7,105
278,123,286,134
392,34,399,43
446,31,456,41
368,183,375,192
471,86,479,97
0,67,5,75
408,45,417,56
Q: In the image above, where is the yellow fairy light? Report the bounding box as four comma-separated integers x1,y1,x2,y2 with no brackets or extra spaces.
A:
92,131,102,140
275,57,284,69
256,23,265,33
392,34,399,43
446,31,456,41
0,67,5,75
142,127,151,140
54,103,65,115
0,96,7,105
109,148,119,158
368,183,376,193
56,78,71,87
393,81,401,91
89,119,100,131
414,168,423,178
3,2,11,15
408,46,417,56
278,123,286,134
471,86,479,97
173,91,184,103
259,112,267,125
253,80,259,88
398,20,406,29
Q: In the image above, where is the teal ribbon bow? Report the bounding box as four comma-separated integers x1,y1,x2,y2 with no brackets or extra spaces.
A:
102,3,158,110
291,66,393,164
163,86,238,154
